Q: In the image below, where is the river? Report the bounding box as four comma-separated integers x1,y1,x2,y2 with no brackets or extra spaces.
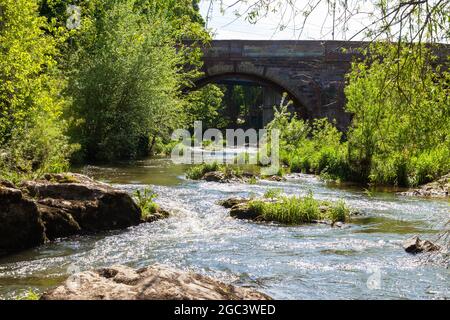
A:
0,154,449,300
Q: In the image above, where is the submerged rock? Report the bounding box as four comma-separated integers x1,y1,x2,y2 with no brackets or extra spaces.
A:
401,174,449,198
262,175,286,182
0,184,46,256
40,264,271,300
403,236,441,254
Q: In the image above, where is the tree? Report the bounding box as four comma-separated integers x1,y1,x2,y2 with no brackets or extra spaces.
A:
0,0,74,176
210,0,449,44
345,43,450,186
66,0,206,161
186,84,226,130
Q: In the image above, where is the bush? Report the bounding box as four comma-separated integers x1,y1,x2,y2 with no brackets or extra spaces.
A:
186,162,221,180
133,188,159,220
408,145,450,186
345,43,450,187
329,200,350,223
266,107,351,180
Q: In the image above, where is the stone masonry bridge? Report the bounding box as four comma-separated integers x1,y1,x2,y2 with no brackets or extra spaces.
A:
192,40,448,130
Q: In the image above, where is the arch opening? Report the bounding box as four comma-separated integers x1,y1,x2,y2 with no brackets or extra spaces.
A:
192,72,308,130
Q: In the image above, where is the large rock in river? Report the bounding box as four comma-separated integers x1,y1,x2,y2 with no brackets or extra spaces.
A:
0,173,142,256
0,182,46,256
40,264,271,300
21,173,142,240
403,236,441,254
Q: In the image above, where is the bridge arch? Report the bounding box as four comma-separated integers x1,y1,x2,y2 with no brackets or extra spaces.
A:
193,71,310,122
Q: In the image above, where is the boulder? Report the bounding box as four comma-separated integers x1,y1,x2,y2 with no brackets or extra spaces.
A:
202,171,227,182
201,171,257,184
21,173,141,236
0,173,143,256
40,264,271,300
0,184,46,256
229,202,263,221
217,197,249,209
403,236,441,254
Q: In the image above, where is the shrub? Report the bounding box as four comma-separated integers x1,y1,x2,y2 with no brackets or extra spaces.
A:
345,43,450,187
329,200,351,223
133,188,160,219
263,188,283,200
186,162,221,180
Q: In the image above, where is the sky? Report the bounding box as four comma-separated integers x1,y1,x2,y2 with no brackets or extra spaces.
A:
199,0,373,41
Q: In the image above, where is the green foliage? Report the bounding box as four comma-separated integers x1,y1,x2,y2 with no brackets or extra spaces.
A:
265,43,449,187
186,84,226,130
186,162,221,180
248,176,257,185
249,192,350,225
328,200,350,223
0,0,75,179
263,188,283,200
133,187,159,219
345,43,450,186
13,289,40,300
66,0,180,161
266,102,351,180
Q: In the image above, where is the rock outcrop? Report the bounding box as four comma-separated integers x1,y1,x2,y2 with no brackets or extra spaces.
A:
401,174,449,198
22,173,141,239
0,182,46,257
40,264,271,300
0,173,142,256
403,236,441,254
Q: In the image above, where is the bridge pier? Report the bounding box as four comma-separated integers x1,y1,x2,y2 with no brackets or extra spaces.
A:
262,87,281,127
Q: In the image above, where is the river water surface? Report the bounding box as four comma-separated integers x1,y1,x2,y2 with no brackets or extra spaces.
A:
0,154,449,300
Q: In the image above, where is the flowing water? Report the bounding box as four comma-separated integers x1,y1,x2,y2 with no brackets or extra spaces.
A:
0,152,449,300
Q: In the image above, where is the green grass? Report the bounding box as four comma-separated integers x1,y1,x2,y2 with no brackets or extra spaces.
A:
133,188,160,220
186,162,252,181
249,192,350,225
13,289,40,300
186,162,222,180
263,188,283,200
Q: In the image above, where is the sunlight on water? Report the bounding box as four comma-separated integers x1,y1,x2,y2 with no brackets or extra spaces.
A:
0,153,449,300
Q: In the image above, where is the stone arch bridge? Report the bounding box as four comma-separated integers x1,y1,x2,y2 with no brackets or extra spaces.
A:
191,40,448,130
